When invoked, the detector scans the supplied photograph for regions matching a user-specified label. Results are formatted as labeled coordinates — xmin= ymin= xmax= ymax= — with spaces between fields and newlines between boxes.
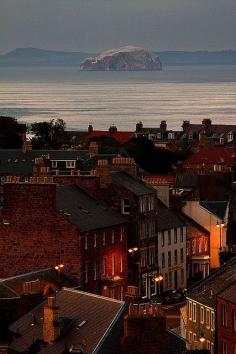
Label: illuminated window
xmin=112 ymin=255 xmax=116 ymax=276
xmin=122 ymin=199 xmax=131 ymax=214
xmin=103 ymin=257 xmax=107 ymax=276
xmin=111 ymin=230 xmax=115 ymax=244
xmin=66 ymin=160 xmax=76 ymax=168
xmin=84 ymin=235 xmax=88 ymax=250
xmin=94 ymin=262 xmax=98 ymax=280
xmin=189 ymin=301 xmax=193 ymax=320
xmin=200 ymin=306 xmax=204 ymax=324
xmin=221 ymin=304 xmax=227 ymax=327
xmin=193 ymin=303 xmax=196 ymax=322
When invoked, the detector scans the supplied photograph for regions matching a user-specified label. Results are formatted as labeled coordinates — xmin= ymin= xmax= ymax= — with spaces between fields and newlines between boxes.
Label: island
xmin=80 ymin=46 xmax=162 ymax=71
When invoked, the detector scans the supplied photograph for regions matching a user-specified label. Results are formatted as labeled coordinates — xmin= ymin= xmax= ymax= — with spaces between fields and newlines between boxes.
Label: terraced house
xmin=184 ymin=257 xmax=236 ymax=353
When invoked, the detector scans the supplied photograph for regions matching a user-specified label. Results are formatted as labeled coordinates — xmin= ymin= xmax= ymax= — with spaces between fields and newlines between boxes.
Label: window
xmin=193 ymin=333 xmax=196 ymax=343
xmin=180 ymin=228 xmax=183 ymax=242
xmin=192 ymin=240 xmax=196 ymax=255
xmin=189 ymin=301 xmax=193 ymax=320
xmin=149 ymin=246 xmax=155 ymax=265
xmin=174 ymin=229 xmax=177 ymax=243
xmin=94 ymin=262 xmax=98 ymax=280
xmin=221 ymin=304 xmax=227 ymax=327
xmin=169 ymin=272 xmax=172 ymax=288
xmin=84 ymin=235 xmax=88 ymax=250
xmin=122 ymin=199 xmax=131 ymax=214
xmin=222 ymin=341 xmax=228 ymax=354
xmin=181 ymin=269 xmax=184 ymax=284
xmin=200 ymin=306 xmax=204 ymax=324
xmin=102 ymin=232 xmax=106 ymax=246
xmin=233 ymin=309 xmax=236 ymax=332
xmin=187 ymin=241 xmax=190 ymax=256
xmin=111 ymin=230 xmax=115 ymax=244
xmin=94 ymin=233 xmax=97 ymax=247
xmin=141 ymin=249 xmax=147 ymax=268
xmin=206 ymin=309 xmax=210 ymax=328
xmin=103 ymin=257 xmax=107 ymax=276
xmin=157 ymin=132 xmax=162 ymax=139
xmin=174 ymin=250 xmax=178 ymax=265
xmin=112 ymin=255 xmax=116 ymax=276
xmin=211 ymin=311 xmax=215 ymax=331
xmin=188 ymin=331 xmax=193 ymax=343
xmin=162 ymin=253 xmax=165 ymax=268
xmin=66 ymin=160 xmax=76 ymax=168
xmin=120 ymin=226 xmax=124 ymax=241
xmin=198 ymin=239 xmax=202 ymax=253
xmin=228 ymin=132 xmax=234 ymax=142
xmin=168 ymin=230 xmax=171 ymax=245
xmin=168 ymin=132 xmax=175 ymax=140
xmin=207 ymin=341 xmax=211 ymax=351
xmin=168 ymin=251 xmax=172 ymax=267
xmin=193 ymin=303 xmax=196 ymax=322
xmin=180 ymin=248 xmax=184 ymax=263
xmin=52 ymin=161 xmax=57 ymax=168
xmin=161 ymin=232 xmax=165 ymax=247
xmin=120 ymin=256 xmax=123 ymax=273
xmin=165 ymin=273 xmax=168 ymax=288
xmin=85 ymin=262 xmax=88 ymax=283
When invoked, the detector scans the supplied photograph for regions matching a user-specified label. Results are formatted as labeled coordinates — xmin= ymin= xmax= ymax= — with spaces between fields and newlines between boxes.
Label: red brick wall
xmin=217 ymin=297 xmax=236 ymax=354
xmin=0 ymin=183 xmax=82 ymax=282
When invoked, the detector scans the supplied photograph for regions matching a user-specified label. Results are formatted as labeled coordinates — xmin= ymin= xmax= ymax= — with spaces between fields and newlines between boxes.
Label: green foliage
xmin=125 ymin=137 xmax=187 ymax=173
xmin=30 ymin=118 xmax=66 ymax=149
xmin=0 ymin=116 xmax=25 ymax=148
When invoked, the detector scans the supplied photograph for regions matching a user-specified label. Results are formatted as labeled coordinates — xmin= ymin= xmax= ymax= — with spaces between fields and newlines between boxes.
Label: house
xmin=0 ymin=268 xmax=76 ymax=342
xmin=100 ymin=169 xmax=158 ymax=299
xmin=85 ymin=125 xmax=135 ymax=145
xmin=184 ymin=256 xmax=236 ymax=353
xmin=122 ymin=303 xmax=186 ymax=354
xmin=156 ymin=202 xmax=187 ymax=293
xmin=6 ymin=288 xmax=127 ymax=354
xmin=182 ymin=200 xmax=229 ymax=268
xmin=217 ymin=282 xmax=236 ymax=354
xmin=0 ymin=181 xmax=128 ymax=300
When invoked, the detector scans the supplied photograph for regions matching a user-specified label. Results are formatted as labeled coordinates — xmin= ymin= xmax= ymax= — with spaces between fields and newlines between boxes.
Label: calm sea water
xmin=0 ymin=65 xmax=236 ymax=130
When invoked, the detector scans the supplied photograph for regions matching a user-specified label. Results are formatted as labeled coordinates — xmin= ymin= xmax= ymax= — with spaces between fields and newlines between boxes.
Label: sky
xmin=1 ymin=0 xmax=236 ymax=54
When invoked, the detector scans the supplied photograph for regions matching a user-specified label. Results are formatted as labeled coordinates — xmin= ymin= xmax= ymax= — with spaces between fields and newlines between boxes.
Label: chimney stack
xmin=43 ymin=296 xmax=60 ymax=343
xmin=22 ymin=140 xmax=32 ymax=153
xmin=160 ymin=120 xmax=167 ymax=132
xmin=136 ymin=121 xmax=143 ymax=133
xmin=88 ymin=124 xmax=93 ymax=132
xmin=96 ymin=160 xmax=112 ymax=187
xmin=109 ymin=125 xmax=118 ymax=135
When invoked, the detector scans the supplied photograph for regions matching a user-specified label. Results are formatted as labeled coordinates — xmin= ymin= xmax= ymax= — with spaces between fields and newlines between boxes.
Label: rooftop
xmin=56 ymin=184 xmax=127 ymax=232
xmin=188 ymin=256 xmax=236 ymax=309
xmin=112 ymin=171 xmax=155 ymax=196
xmin=9 ymin=288 xmax=126 ymax=354
xmin=157 ymin=202 xmax=185 ymax=231
xmin=183 ymin=147 xmax=235 ymax=167
xmin=200 ymin=200 xmax=228 ymax=219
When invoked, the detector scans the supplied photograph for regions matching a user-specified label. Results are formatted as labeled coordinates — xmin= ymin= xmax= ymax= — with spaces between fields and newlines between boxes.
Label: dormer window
xmin=157 ymin=132 xmax=162 ymax=139
xmin=66 ymin=161 xmax=76 ymax=168
xmin=168 ymin=132 xmax=175 ymax=140
xmin=227 ymin=132 xmax=234 ymax=142
xmin=52 ymin=161 xmax=57 ymax=168
xmin=122 ymin=199 xmax=131 ymax=214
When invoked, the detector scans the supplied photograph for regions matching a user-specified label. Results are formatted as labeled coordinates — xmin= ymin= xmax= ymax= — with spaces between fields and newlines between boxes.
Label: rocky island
xmin=80 ymin=46 xmax=162 ymax=71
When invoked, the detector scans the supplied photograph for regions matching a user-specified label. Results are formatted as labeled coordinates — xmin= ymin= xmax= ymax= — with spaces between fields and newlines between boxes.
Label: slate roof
xmin=188 ymin=256 xmax=236 ymax=309
xmin=0 ymin=268 xmax=76 ymax=300
xmin=200 ymin=201 xmax=228 ymax=219
xmin=175 ymin=169 xmax=199 ymax=188
xmin=112 ymin=171 xmax=155 ymax=196
xmin=0 ymin=149 xmax=90 ymax=176
xmin=9 ymin=288 xmax=126 ymax=354
xmin=157 ymin=202 xmax=186 ymax=231
xmin=56 ymin=184 xmax=127 ymax=232
xmin=218 ymin=282 xmax=236 ymax=304
xmin=82 ymin=154 xmax=118 ymax=171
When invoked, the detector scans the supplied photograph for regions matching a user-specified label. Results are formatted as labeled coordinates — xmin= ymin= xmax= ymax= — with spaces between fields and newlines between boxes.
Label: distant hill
xmin=158 ymin=50 xmax=236 ymax=65
xmin=0 ymin=48 xmax=94 ymax=67
xmin=0 ymin=47 xmax=236 ymax=67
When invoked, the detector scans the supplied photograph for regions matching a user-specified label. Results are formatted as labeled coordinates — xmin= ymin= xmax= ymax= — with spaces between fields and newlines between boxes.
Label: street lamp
xmin=128 ymin=247 xmax=138 ymax=255
xmin=199 ymin=333 xmax=205 ymax=349
xmin=154 ymin=274 xmax=163 ymax=296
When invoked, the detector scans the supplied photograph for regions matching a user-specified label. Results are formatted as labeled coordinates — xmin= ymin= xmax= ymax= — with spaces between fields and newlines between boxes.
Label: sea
xmin=0 ymin=65 xmax=236 ymax=131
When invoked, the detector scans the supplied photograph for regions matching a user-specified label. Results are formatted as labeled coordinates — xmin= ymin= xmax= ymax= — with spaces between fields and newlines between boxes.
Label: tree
xmin=30 ymin=119 xmax=66 ymax=149
xmin=0 ymin=116 xmax=26 ymax=148
xmin=125 ymin=137 xmax=187 ymax=173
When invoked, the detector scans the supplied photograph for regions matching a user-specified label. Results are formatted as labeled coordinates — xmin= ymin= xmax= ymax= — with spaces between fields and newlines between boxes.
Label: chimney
xmin=22 ymin=140 xmax=32 ymax=153
xmin=88 ymin=124 xmax=93 ymax=132
xmin=112 ymin=157 xmax=137 ymax=177
xmin=182 ymin=120 xmax=190 ymax=132
xmin=202 ymin=119 xmax=212 ymax=135
xmin=43 ymin=296 xmax=60 ymax=343
xmin=89 ymin=141 xmax=99 ymax=156
xmin=96 ymin=160 xmax=112 ymax=187
xmin=136 ymin=121 xmax=143 ymax=133
xmin=109 ymin=125 xmax=118 ymax=135
xmin=160 ymin=120 xmax=167 ymax=131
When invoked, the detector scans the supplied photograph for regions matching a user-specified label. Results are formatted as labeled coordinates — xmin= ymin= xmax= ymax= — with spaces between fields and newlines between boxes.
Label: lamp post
xmin=154 ymin=274 xmax=163 ymax=296
xmin=216 ymin=220 xmax=225 ymax=250
xmin=199 ymin=333 xmax=205 ymax=350
xmin=55 ymin=264 xmax=64 ymax=282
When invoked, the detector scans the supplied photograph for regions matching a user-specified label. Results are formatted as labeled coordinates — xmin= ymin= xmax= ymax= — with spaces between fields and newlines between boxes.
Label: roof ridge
xmin=62 ymin=287 xmax=125 ymax=304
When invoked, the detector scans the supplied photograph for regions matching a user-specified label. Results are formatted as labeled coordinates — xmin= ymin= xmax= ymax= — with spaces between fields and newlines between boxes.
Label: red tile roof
xmin=144 ymin=174 xmax=176 ymax=185
xmin=183 ymin=147 xmax=235 ymax=168
xmin=86 ymin=130 xmax=135 ymax=144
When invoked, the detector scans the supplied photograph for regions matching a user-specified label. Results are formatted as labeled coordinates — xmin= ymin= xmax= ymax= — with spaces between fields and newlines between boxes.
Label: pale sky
xmin=1 ymin=0 xmax=236 ymax=54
